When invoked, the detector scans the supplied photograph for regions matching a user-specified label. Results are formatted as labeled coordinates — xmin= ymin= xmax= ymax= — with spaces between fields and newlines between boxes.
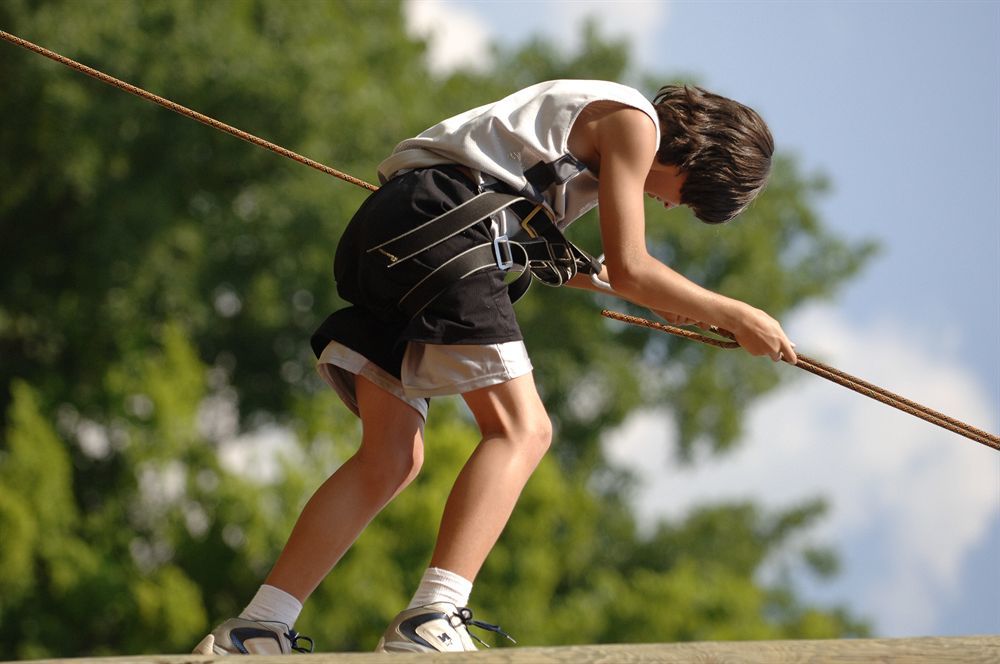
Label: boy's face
xmin=644 ymin=163 xmax=686 ymax=211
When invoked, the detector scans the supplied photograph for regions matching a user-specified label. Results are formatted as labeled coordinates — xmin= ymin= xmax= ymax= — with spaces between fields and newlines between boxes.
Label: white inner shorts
xmin=317 ymin=339 xmax=533 ymax=420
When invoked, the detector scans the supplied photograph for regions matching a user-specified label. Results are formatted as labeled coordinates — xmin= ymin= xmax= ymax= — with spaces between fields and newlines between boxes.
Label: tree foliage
xmin=0 ymin=0 xmax=874 ymax=657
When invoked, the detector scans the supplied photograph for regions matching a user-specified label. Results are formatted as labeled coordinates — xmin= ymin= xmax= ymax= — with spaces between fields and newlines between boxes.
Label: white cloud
xmin=604 ymin=304 xmax=999 ymax=636
xmin=405 ymin=1 xmax=671 ymax=76
xmin=404 ymin=0 xmax=494 ymax=74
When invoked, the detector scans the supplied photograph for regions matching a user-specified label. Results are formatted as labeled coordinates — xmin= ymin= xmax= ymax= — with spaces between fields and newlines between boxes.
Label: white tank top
xmin=377 ymin=80 xmax=660 ymax=229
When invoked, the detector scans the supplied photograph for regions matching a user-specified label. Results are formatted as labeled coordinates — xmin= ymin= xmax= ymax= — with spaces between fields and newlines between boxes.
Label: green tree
xmin=0 ymin=334 xmax=215 ymax=657
xmin=1 ymin=1 xmax=874 ymax=657
xmin=0 ymin=0 xmax=434 ymax=424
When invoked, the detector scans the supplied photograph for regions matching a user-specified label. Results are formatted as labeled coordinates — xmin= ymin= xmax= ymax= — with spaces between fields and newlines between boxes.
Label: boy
xmin=195 ymin=79 xmax=796 ymax=654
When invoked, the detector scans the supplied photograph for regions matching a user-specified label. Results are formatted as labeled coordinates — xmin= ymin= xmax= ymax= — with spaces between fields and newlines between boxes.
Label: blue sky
xmin=406 ymin=0 xmax=999 ymax=638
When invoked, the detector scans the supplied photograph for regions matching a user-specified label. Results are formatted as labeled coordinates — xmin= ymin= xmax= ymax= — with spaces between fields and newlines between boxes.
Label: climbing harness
xmin=364 ymin=188 xmax=601 ymax=317
xmin=601 ymin=311 xmax=1000 ymax=452
xmin=3 ymin=29 xmax=996 ymax=452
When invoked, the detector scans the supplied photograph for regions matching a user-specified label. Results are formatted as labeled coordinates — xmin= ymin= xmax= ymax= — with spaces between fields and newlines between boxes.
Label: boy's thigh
xmin=355 ymin=374 xmax=427 ymax=439
xmin=460 ymin=373 xmax=550 ymax=440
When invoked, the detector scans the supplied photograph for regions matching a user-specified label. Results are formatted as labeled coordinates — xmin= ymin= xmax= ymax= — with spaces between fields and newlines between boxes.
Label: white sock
xmin=239 ymin=584 xmax=303 ymax=628
xmin=407 ymin=567 xmax=473 ymax=610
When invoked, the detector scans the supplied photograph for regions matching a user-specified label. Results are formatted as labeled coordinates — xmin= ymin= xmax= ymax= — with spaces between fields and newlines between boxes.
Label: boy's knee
xmin=357 ymin=435 xmax=424 ymax=493
xmin=385 ymin=440 xmax=423 ymax=488
xmin=536 ymin=415 xmax=554 ymax=450
xmin=513 ymin=412 xmax=553 ymax=459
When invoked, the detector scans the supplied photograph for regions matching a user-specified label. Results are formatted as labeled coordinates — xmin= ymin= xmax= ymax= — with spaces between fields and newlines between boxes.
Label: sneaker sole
xmin=193 ymin=634 xmax=229 ymax=655
xmin=375 ymin=637 xmax=439 ymax=654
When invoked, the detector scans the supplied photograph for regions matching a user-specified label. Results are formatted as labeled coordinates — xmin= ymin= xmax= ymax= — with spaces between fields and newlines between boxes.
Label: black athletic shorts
xmin=311 ymin=166 xmax=523 ymax=379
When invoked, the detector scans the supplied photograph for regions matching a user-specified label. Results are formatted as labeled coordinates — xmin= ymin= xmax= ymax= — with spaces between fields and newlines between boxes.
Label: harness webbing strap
xmin=368 ymin=191 xmax=528 ymax=265
xmin=520 ymin=155 xmax=587 ymax=201
xmin=397 ymin=242 xmax=531 ymax=318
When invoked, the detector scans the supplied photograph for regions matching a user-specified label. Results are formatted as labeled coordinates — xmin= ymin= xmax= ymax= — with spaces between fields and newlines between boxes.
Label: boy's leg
xmin=430 ymin=372 xmax=551 ymax=580
xmin=264 ymin=375 xmax=426 ymax=601
xmin=376 ymin=373 xmax=549 ymax=653
xmin=198 ymin=373 xmax=427 ymax=654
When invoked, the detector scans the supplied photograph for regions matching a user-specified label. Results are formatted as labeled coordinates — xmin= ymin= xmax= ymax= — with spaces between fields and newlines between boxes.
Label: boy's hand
xmin=730 ymin=303 xmax=798 ymax=364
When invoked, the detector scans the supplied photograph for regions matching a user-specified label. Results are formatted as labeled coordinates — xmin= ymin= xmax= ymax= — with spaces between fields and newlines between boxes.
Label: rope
xmin=0 ymin=29 xmax=379 ymax=192
xmin=5 ymin=29 xmax=994 ymax=453
xmin=601 ymin=310 xmax=1000 ymax=452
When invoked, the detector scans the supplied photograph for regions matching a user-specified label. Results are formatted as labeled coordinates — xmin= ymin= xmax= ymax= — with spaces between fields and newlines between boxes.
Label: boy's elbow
xmin=605 ymin=261 xmax=644 ymax=297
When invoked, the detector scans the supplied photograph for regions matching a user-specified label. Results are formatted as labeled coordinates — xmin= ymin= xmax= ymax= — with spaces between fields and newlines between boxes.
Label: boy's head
xmin=653 ymin=85 xmax=774 ymax=224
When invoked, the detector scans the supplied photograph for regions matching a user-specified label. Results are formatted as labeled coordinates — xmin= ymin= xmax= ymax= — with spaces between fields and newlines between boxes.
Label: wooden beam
xmin=13 ymin=636 xmax=998 ymax=664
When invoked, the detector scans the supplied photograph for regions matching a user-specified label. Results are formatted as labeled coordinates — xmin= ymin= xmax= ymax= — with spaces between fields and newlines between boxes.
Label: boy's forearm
xmin=606 ymin=257 xmax=743 ymax=330
xmin=563 ymin=260 xmax=742 ymax=331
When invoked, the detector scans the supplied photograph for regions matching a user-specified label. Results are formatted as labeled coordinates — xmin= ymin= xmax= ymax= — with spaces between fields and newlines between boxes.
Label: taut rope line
xmin=602 ymin=310 xmax=1000 ymax=452
xmin=0 ymin=30 xmax=379 ymax=192
xmin=4 ymin=30 xmax=995 ymax=452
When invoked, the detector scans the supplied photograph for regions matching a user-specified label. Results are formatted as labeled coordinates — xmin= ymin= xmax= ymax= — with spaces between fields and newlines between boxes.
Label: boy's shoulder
xmin=568 ymin=98 xmax=660 ymax=173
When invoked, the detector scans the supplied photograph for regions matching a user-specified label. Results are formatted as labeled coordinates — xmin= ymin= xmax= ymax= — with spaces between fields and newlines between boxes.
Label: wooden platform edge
xmin=8 ymin=635 xmax=999 ymax=664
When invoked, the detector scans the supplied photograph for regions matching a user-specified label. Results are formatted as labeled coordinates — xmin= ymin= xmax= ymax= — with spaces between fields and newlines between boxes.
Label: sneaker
xmin=375 ymin=602 xmax=515 ymax=653
xmin=192 ymin=617 xmax=314 ymax=655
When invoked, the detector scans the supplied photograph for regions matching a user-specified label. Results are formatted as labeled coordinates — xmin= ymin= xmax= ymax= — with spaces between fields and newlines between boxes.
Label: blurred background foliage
xmin=0 ymin=0 xmax=875 ymax=657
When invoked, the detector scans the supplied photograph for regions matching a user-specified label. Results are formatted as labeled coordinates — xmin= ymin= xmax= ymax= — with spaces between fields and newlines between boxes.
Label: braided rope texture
xmin=601 ymin=310 xmax=1000 ymax=452
xmin=0 ymin=30 xmax=379 ymax=192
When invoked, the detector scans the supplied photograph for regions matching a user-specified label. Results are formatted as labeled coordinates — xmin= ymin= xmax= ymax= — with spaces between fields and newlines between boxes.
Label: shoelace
xmin=284 ymin=628 xmax=315 ymax=654
xmin=450 ymin=607 xmax=517 ymax=648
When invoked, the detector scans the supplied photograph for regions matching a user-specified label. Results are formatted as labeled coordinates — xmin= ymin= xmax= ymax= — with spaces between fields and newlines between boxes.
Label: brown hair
xmin=653 ymin=85 xmax=774 ymax=224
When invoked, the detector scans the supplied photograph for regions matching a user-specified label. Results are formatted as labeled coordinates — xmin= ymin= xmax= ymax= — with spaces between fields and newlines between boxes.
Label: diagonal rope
xmin=0 ymin=29 xmax=379 ymax=192
xmin=5 ymin=29 xmax=995 ymax=453
xmin=601 ymin=310 xmax=1000 ymax=452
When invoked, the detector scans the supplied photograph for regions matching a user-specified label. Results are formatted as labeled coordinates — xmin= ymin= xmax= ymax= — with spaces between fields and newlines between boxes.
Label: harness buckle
xmin=493 ymin=234 xmax=514 ymax=271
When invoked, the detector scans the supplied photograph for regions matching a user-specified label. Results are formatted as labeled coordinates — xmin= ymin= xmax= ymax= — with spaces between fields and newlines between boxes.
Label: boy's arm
xmin=581 ymin=108 xmax=796 ymax=363
xmin=564 ymin=270 xmax=704 ymax=326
